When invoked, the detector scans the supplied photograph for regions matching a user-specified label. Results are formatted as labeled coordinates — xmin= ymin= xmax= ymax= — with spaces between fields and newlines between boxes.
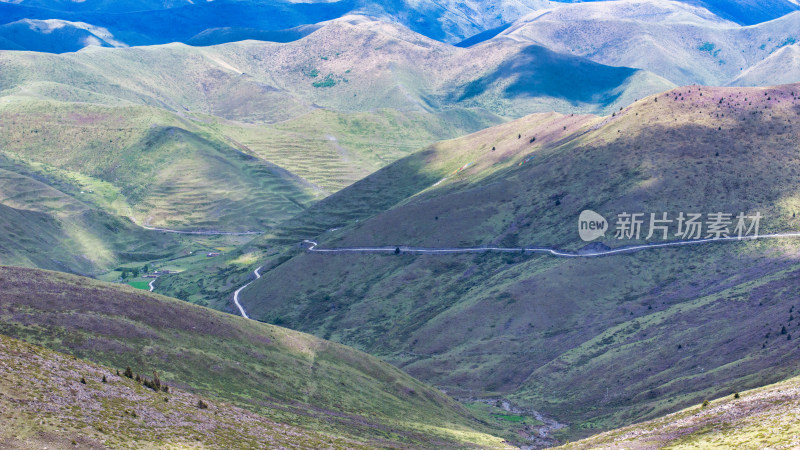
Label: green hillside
xmin=0 ymin=265 xmax=513 ymax=447
xmin=0 ymin=15 xmax=675 ymax=282
xmin=225 ymin=83 xmax=800 ymax=442
xmin=0 ymin=333 xmax=366 ymax=448
xmin=0 ymin=150 xmax=187 ymax=275
xmin=560 ymin=372 xmax=800 ymax=449
xmin=498 ymin=2 xmax=800 ymax=86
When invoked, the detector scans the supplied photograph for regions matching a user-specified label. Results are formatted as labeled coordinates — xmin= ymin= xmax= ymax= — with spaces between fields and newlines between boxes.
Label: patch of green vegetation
xmin=492 ymin=413 xmax=528 ymax=423
xmin=698 ymin=42 xmax=721 ymax=57
xmin=126 ymin=280 xmax=151 ymax=290
xmin=312 ymin=74 xmax=337 ymax=88
xmin=698 ymin=42 xmax=715 ymax=52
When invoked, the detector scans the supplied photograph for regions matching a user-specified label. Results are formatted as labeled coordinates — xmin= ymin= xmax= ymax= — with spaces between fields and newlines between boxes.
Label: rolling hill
xmin=731 ymin=43 xmax=800 ymax=87
xmin=491 ymin=0 xmax=800 ymax=87
xmin=0 ymin=333 xmax=367 ymax=448
xmin=1 ymin=0 xmax=797 ymax=52
xmin=0 ymin=265 xmax=515 ymax=448
xmin=0 ymin=14 xmax=662 ymax=280
xmin=221 ymin=83 xmax=800 ymax=443
xmin=559 ymin=373 xmax=800 ymax=448
xmin=0 ymin=15 xmax=672 ymax=240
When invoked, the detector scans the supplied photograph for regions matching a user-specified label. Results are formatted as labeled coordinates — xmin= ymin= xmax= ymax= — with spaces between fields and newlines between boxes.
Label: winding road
xmin=233 ymin=266 xmax=263 ymax=319
xmin=148 ymin=279 xmax=156 ymax=292
xmin=128 ymin=216 xmax=263 ymax=236
xmin=303 ymin=232 xmax=800 ymax=258
xmin=229 ymin=232 xmax=800 ymax=319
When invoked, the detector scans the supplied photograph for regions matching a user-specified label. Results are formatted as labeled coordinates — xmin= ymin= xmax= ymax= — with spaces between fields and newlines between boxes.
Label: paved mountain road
xmin=233 ymin=266 xmax=263 ymax=319
xmin=231 ymin=232 xmax=800 ymax=319
xmin=302 ymin=232 xmax=800 ymax=257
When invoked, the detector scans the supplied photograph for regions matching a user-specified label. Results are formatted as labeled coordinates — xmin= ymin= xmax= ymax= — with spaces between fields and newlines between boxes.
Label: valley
xmin=2 ymin=0 xmax=800 ymax=447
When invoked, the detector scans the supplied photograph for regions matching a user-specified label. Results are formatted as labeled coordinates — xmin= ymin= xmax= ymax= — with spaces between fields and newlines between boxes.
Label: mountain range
xmin=1 ymin=0 xmax=799 ymax=51
xmin=2 ymin=0 xmax=800 ymax=447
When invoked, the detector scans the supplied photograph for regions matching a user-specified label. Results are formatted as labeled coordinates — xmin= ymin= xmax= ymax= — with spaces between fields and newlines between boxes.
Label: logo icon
xmin=579 ymin=210 xmax=607 ymax=242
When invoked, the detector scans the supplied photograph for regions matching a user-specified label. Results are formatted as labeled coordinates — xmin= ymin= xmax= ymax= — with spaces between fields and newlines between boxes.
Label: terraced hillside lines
xmin=239 ymin=84 xmax=800 ymax=441
xmin=0 ymin=266 xmax=513 ymax=448
xmin=0 ymin=334 xmax=364 ymax=449
xmin=0 ymin=99 xmax=317 ymax=231
xmin=0 ymin=155 xmax=183 ymax=274
xmin=219 ymin=107 xmax=503 ymax=194
xmin=560 ymin=373 xmax=800 ymax=448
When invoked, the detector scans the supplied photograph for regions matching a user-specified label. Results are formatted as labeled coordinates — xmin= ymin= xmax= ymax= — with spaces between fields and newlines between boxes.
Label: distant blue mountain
xmin=1 ymin=0 xmax=798 ymax=53
xmin=551 ymin=0 xmax=800 ymax=26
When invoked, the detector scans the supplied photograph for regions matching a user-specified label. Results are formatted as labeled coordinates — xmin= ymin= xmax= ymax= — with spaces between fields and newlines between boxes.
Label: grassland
xmin=559 ymin=373 xmax=800 ymax=449
xmin=0 ymin=15 xmax=673 ymax=284
xmin=0 ymin=265 xmax=516 ymax=448
xmin=0 ymin=98 xmax=317 ymax=231
xmin=0 ymin=333 xmax=366 ymax=448
xmin=218 ymin=83 xmax=800 ymax=442
xmin=498 ymin=2 xmax=800 ymax=87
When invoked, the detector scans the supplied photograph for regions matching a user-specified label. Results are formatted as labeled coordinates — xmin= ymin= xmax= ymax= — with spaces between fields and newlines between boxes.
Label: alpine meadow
xmin=2 ymin=0 xmax=800 ymax=448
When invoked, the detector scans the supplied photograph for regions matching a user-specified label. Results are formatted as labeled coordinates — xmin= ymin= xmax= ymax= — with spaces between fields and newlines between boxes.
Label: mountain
xmin=0 ymin=15 xmax=661 ymax=279
xmin=0 ymin=16 xmax=671 ymax=238
xmin=676 ymin=0 xmax=800 ymax=25
xmin=553 ymin=0 xmax=800 ymax=26
xmin=494 ymin=1 xmax=800 ymax=86
xmin=0 ymin=265 xmax=515 ymax=447
xmin=731 ymin=43 xmax=800 ymax=86
xmin=223 ymin=83 xmax=800 ymax=442
xmin=0 ymin=0 xmax=557 ymax=50
xmin=560 ymin=372 xmax=800 ymax=448
xmin=0 ymin=18 xmax=124 ymax=53
xmin=1 ymin=0 xmax=797 ymax=52
xmin=0 ymin=333 xmax=367 ymax=448
xmin=0 ymin=100 xmax=320 ymax=232
xmin=491 ymin=1 xmax=800 ymax=86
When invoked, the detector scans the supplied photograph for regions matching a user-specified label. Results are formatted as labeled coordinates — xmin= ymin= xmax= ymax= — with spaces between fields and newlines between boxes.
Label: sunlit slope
xmin=496 ymin=1 xmax=800 ymax=86
xmin=731 ymin=43 xmax=800 ymax=86
xmin=0 ymin=98 xmax=318 ymax=231
xmin=0 ymin=152 xmax=184 ymax=274
xmin=0 ymin=334 xmax=366 ymax=448
xmin=0 ymin=265 xmax=512 ymax=448
xmin=560 ymin=373 xmax=800 ymax=449
xmin=239 ymin=83 xmax=800 ymax=440
xmin=0 ymin=16 xmax=673 ymax=119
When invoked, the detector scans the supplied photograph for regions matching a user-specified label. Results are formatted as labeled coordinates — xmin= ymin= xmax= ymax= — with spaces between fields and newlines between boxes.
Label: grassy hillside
xmin=731 ymin=43 xmax=800 ymax=86
xmin=0 ymin=16 xmax=671 ymax=120
xmin=0 ymin=98 xmax=318 ymax=231
xmin=0 ymin=149 xmax=189 ymax=275
xmin=228 ymin=83 xmax=800 ymax=442
xmin=0 ymin=14 xmax=672 ymax=278
xmin=497 ymin=2 xmax=800 ymax=86
xmin=0 ymin=333 xmax=366 ymax=448
xmin=559 ymin=373 xmax=800 ymax=448
xmin=0 ymin=265 xmax=515 ymax=447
